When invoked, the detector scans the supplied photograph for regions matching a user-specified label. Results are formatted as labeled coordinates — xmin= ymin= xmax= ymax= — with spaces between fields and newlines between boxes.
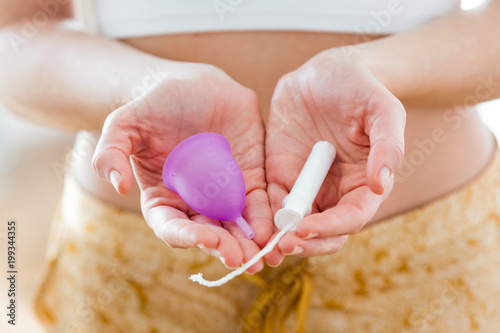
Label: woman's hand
xmin=264 ymin=50 xmax=406 ymax=264
xmin=92 ymin=63 xmax=272 ymax=273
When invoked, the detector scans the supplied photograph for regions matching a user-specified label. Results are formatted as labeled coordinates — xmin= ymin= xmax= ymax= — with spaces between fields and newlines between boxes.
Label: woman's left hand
xmin=264 ymin=49 xmax=406 ymax=265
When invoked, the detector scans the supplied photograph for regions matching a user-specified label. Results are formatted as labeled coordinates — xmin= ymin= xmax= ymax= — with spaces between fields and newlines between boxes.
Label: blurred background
xmin=0 ymin=104 xmax=75 ymax=333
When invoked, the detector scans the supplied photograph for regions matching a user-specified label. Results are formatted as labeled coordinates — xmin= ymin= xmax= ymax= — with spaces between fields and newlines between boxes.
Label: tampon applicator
xmin=189 ymin=141 xmax=336 ymax=287
xmin=274 ymin=141 xmax=336 ymax=231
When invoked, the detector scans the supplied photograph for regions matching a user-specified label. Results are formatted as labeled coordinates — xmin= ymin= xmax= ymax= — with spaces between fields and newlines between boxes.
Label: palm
xmin=94 ymin=75 xmax=272 ymax=271
xmin=265 ymin=57 xmax=405 ymax=259
xmin=132 ymin=80 xmax=264 ymax=211
xmin=267 ymin=70 xmax=374 ymax=215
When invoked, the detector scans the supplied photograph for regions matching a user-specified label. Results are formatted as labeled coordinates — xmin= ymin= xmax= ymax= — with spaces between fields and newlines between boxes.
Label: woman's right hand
xmin=92 ymin=62 xmax=272 ymax=273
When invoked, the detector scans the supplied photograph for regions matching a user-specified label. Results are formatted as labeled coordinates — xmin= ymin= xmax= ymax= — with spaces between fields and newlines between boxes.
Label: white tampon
xmin=189 ymin=141 xmax=336 ymax=287
xmin=274 ymin=141 xmax=336 ymax=231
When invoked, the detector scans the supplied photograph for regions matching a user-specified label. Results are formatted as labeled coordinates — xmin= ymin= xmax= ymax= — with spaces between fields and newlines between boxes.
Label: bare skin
xmin=0 ymin=1 xmax=498 ymax=271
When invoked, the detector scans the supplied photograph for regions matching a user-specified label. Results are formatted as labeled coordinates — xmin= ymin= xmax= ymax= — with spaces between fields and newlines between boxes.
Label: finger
xmin=263 ymin=231 xmax=286 ymax=267
xmin=145 ymin=204 xmax=220 ymax=250
xmin=278 ymin=232 xmax=349 ymax=257
xmin=92 ymin=114 xmax=135 ymax=195
xmin=192 ymin=216 xmax=244 ymax=269
xmin=144 ymin=199 xmax=255 ymax=271
xmin=296 ymin=185 xmax=386 ymax=238
xmin=267 ymin=183 xmax=288 ymax=218
xmin=262 ymin=182 xmax=287 ymax=266
xmin=265 ymin=135 xmax=311 ymax=217
xmin=222 ymin=220 xmax=264 ymax=273
xmin=243 ymin=189 xmax=274 ymax=248
xmin=365 ymin=94 xmax=406 ymax=195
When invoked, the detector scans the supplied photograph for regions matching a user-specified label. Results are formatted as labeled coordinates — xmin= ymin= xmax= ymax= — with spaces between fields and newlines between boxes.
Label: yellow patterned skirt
xmin=35 ymin=151 xmax=500 ymax=333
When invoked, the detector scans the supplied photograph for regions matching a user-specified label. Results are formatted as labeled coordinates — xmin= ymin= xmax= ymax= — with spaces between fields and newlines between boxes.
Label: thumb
xmin=92 ymin=113 xmax=135 ymax=195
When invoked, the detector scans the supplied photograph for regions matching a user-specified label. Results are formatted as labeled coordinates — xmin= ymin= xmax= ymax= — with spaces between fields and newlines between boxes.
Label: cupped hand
xmin=92 ymin=63 xmax=272 ymax=273
xmin=264 ymin=50 xmax=406 ymax=265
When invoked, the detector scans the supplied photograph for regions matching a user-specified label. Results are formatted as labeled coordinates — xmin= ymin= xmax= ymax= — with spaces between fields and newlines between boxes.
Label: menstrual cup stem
xmin=235 ymin=215 xmax=255 ymax=239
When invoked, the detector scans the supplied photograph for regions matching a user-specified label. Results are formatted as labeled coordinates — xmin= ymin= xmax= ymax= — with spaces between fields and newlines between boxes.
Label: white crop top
xmin=73 ymin=0 xmax=461 ymax=38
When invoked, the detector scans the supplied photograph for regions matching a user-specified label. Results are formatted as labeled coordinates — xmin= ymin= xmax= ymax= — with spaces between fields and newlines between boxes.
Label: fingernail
xmin=109 ymin=170 xmax=122 ymax=191
xmin=379 ymin=167 xmax=390 ymax=190
xmin=267 ymin=257 xmax=284 ymax=267
xmin=219 ymin=256 xmax=226 ymax=266
xmin=196 ymin=243 xmax=206 ymax=249
xmin=303 ymin=232 xmax=319 ymax=240
xmin=286 ymin=246 xmax=303 ymax=256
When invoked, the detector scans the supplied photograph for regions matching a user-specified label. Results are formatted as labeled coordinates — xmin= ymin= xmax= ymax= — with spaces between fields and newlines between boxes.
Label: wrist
xmin=109 ymin=58 xmax=174 ymax=112
xmin=331 ymin=40 xmax=414 ymax=103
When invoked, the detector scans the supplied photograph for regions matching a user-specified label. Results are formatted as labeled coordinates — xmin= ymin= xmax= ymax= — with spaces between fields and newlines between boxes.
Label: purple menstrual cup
xmin=162 ymin=133 xmax=255 ymax=239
